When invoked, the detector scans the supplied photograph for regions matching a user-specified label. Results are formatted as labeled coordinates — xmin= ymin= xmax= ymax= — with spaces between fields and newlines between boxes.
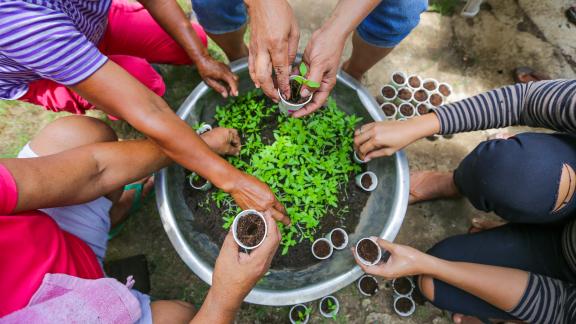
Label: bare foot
xmin=468 ymin=217 xmax=507 ymax=234
xmin=453 ymin=313 xmax=486 ymax=324
xmin=409 ymin=171 xmax=460 ymax=204
xmin=109 ymin=177 xmax=155 ymax=227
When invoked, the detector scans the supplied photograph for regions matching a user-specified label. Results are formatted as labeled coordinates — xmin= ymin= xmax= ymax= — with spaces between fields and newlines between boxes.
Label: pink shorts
xmin=19 ymin=0 xmax=207 ymax=115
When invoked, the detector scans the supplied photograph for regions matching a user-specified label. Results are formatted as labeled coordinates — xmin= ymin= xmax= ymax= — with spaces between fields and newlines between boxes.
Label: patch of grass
xmin=429 ymin=0 xmax=460 ymax=16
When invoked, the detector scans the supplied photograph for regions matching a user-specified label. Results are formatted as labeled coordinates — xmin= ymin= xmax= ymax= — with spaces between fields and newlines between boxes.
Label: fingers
xmin=287 ymin=21 xmax=299 ymax=67
xmin=221 ymin=229 xmax=239 ymax=258
xmin=222 ymin=70 xmax=239 ymax=97
xmin=271 ymin=206 xmax=290 ymax=226
xmin=353 ymin=123 xmax=377 ymax=149
xmin=358 ymin=139 xmax=378 ymax=159
xmin=251 ymin=211 xmax=281 ymax=260
xmin=254 ymin=51 xmax=279 ymax=102
xmin=248 ymin=52 xmax=257 ymax=88
xmin=205 ymin=78 xmax=228 ymax=98
xmin=270 ymin=44 xmax=291 ymax=100
xmin=291 ymin=90 xmax=328 ymax=118
xmin=373 ymin=237 xmax=396 ymax=253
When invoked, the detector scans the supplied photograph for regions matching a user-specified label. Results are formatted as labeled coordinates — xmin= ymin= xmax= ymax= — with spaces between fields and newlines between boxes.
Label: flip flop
xmin=108 ymin=183 xmax=148 ymax=240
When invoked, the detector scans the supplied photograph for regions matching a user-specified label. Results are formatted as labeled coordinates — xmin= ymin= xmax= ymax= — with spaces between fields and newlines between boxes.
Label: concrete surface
xmin=0 ymin=0 xmax=574 ymax=323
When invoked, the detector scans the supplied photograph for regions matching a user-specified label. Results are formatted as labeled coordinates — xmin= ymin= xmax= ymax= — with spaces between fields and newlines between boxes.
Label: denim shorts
xmin=191 ymin=0 xmax=428 ymax=47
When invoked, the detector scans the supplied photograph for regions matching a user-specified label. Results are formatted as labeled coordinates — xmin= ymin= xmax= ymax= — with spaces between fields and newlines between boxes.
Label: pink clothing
xmin=18 ymin=0 xmax=208 ymax=114
xmin=1 ymin=274 xmax=141 ymax=324
xmin=0 ymin=164 xmax=104 ymax=317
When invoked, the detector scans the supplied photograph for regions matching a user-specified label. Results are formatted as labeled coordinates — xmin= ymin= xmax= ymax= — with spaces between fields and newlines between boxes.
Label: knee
xmin=151 ymin=300 xmax=196 ymax=323
xmin=418 ymin=275 xmax=435 ymax=302
xmin=108 ymin=55 xmax=166 ymax=97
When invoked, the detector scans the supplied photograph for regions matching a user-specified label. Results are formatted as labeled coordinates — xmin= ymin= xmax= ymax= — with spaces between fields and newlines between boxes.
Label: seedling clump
xmin=320 ymin=297 xmax=338 ymax=317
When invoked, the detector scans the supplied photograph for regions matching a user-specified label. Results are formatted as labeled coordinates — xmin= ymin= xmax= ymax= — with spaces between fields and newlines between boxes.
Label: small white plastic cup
xmin=422 ymin=78 xmax=439 ymax=92
xmin=392 ymin=277 xmax=415 ymax=297
xmin=438 ymin=82 xmax=453 ymax=98
xmin=319 ymin=296 xmax=340 ymax=318
xmin=357 ymin=275 xmax=379 ymax=296
xmin=395 ymin=87 xmax=414 ymax=103
xmin=353 ymin=151 xmax=368 ymax=164
xmin=393 ymin=295 xmax=416 ymax=317
xmin=289 ymin=304 xmax=310 ymax=324
xmin=328 ymin=228 xmax=349 ymax=250
xmin=380 ymin=102 xmax=398 ymax=120
xmin=311 ymin=238 xmax=334 ymax=260
xmin=412 ymin=88 xmax=431 ymax=104
xmin=427 ymin=93 xmax=445 ymax=108
xmin=232 ymin=209 xmax=268 ymax=250
xmin=397 ymin=103 xmax=416 ymax=119
xmin=188 ymin=172 xmax=212 ymax=191
xmin=407 ymin=74 xmax=422 ymax=89
xmin=380 ymin=84 xmax=398 ymax=100
xmin=355 ymin=171 xmax=378 ymax=192
xmin=278 ymin=76 xmax=313 ymax=115
xmin=415 ymin=103 xmax=433 ymax=116
xmin=196 ymin=124 xmax=212 ymax=135
xmin=355 ymin=237 xmax=382 ymax=266
xmin=390 ymin=71 xmax=408 ymax=88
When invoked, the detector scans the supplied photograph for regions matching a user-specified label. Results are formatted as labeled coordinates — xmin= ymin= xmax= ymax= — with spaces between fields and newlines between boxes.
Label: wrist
xmin=406 ymin=113 xmax=441 ymax=139
xmin=317 ymin=19 xmax=351 ymax=43
xmin=204 ymin=287 xmax=243 ymax=313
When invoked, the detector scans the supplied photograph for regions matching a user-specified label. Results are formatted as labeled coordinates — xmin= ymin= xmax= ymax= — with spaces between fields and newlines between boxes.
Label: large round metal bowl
xmin=155 ymin=58 xmax=409 ymax=306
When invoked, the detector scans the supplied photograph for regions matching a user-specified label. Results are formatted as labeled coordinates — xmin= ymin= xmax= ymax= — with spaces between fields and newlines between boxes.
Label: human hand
xmin=291 ymin=27 xmax=346 ymax=118
xmin=245 ymin=0 xmax=299 ymax=101
xmin=210 ymin=211 xmax=281 ymax=311
xmin=227 ymin=172 xmax=290 ymax=225
xmin=352 ymin=238 xmax=432 ymax=279
xmin=196 ymin=55 xmax=239 ymax=98
xmin=354 ymin=114 xmax=441 ymax=161
xmin=200 ymin=127 xmax=241 ymax=156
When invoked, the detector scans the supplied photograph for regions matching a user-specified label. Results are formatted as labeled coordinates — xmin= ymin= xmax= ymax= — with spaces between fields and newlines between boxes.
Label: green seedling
xmin=326 ymin=298 xmax=338 ymax=318
xmin=297 ymin=306 xmax=311 ymax=323
xmin=288 ymin=63 xmax=321 ymax=103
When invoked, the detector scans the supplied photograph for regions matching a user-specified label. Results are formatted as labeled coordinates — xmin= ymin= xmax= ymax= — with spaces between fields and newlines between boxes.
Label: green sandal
xmin=108 ymin=183 xmax=146 ymax=240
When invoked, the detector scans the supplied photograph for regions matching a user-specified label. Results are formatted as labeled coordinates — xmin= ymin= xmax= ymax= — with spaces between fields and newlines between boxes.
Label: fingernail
xmin=301 ymin=88 xmax=310 ymax=98
xmin=222 ymin=92 xmax=228 ymax=98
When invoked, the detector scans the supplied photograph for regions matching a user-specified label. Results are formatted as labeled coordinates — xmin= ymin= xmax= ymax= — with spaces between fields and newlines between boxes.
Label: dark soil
xmin=191 ymin=175 xmax=207 ymax=188
xmin=313 ymin=239 xmax=331 ymax=258
xmin=413 ymin=89 xmax=428 ymax=102
xmin=357 ymin=239 xmax=380 ymax=263
xmin=393 ymin=277 xmax=413 ymax=295
xmin=285 ymin=79 xmax=310 ymax=104
xmin=408 ymin=76 xmax=421 ymax=88
xmin=290 ymin=305 xmax=308 ymax=322
xmin=423 ymin=81 xmax=437 ymax=91
xmin=183 ymin=101 xmax=369 ymax=270
xmin=417 ymin=104 xmax=430 ymax=115
xmin=330 ymin=230 xmax=346 ymax=248
xmin=381 ymin=86 xmax=396 ymax=99
xmin=429 ymin=93 xmax=443 ymax=107
xmin=399 ymin=104 xmax=414 ymax=117
xmin=395 ymin=297 xmax=414 ymax=313
xmin=398 ymin=88 xmax=412 ymax=100
xmin=392 ymin=73 xmax=405 ymax=85
xmin=236 ymin=213 xmax=265 ymax=247
xmin=439 ymin=84 xmax=451 ymax=97
xmin=321 ymin=297 xmax=336 ymax=314
xmin=359 ymin=276 xmax=379 ymax=295
xmin=382 ymin=103 xmax=396 ymax=117
xmin=361 ymin=174 xmax=373 ymax=188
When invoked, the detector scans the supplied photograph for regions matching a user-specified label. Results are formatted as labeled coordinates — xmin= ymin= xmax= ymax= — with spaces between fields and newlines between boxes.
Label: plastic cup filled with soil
xmin=438 ymin=82 xmax=453 ymax=97
xmin=380 ymin=103 xmax=398 ymax=120
xmin=407 ymin=74 xmax=422 ymax=89
xmin=355 ymin=237 xmax=382 ymax=266
xmin=311 ymin=238 xmax=334 ymax=260
xmin=355 ymin=171 xmax=378 ymax=192
xmin=428 ymin=93 xmax=444 ymax=107
xmin=412 ymin=89 xmax=429 ymax=103
xmin=398 ymin=103 xmax=416 ymax=119
xmin=380 ymin=85 xmax=398 ymax=101
xmin=353 ymin=150 xmax=367 ymax=164
xmin=392 ymin=277 xmax=414 ymax=297
xmin=390 ymin=71 xmax=408 ymax=88
xmin=278 ymin=76 xmax=313 ymax=115
xmin=319 ymin=295 xmax=340 ymax=318
xmin=416 ymin=103 xmax=432 ymax=116
xmin=289 ymin=304 xmax=310 ymax=324
xmin=357 ymin=275 xmax=379 ymax=296
xmin=395 ymin=87 xmax=413 ymax=103
xmin=394 ymin=296 xmax=416 ymax=317
xmin=328 ymin=228 xmax=349 ymax=250
xmin=232 ymin=210 xmax=268 ymax=250
xmin=422 ymin=78 xmax=439 ymax=92
xmin=188 ymin=172 xmax=212 ymax=191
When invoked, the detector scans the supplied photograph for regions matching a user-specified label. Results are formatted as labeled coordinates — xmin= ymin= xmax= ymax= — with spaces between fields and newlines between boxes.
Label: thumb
xmin=372 ymin=237 xmax=396 ymax=253
xmin=300 ymin=61 xmax=323 ymax=98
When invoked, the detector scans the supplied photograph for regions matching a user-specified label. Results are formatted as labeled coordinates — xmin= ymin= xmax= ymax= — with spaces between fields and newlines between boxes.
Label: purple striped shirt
xmin=0 ymin=0 xmax=112 ymax=100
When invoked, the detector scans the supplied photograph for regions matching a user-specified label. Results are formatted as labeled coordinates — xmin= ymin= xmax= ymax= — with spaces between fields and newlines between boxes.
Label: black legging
xmin=425 ymin=132 xmax=576 ymax=321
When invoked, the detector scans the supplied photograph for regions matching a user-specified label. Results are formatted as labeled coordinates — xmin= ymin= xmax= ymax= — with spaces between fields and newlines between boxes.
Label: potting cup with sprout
xmin=319 ymin=295 xmax=340 ymax=318
xmin=356 ymin=171 xmax=378 ymax=192
xmin=289 ymin=304 xmax=310 ymax=324
xmin=328 ymin=228 xmax=349 ymax=250
xmin=394 ymin=295 xmax=416 ymax=317
xmin=311 ymin=237 xmax=333 ymax=260
xmin=357 ymin=275 xmax=379 ymax=296
xmin=355 ymin=237 xmax=382 ymax=266
xmin=188 ymin=172 xmax=212 ymax=191
xmin=278 ymin=63 xmax=320 ymax=115
xmin=194 ymin=122 xmax=212 ymax=135
xmin=232 ymin=210 xmax=267 ymax=250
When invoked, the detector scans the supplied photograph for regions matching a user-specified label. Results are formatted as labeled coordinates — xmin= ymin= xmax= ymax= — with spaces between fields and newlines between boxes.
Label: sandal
xmin=108 ymin=183 xmax=149 ymax=240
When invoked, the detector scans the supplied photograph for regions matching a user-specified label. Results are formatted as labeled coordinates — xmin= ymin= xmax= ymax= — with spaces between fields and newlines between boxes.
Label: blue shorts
xmin=191 ymin=0 xmax=428 ymax=48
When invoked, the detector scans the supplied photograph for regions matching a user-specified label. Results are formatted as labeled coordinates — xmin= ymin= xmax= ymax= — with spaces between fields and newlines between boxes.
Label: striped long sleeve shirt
xmin=434 ymin=79 xmax=576 ymax=324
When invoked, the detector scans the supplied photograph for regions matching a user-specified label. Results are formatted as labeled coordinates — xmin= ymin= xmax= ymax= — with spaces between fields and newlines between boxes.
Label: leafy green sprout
xmin=290 ymin=63 xmax=321 ymax=100
xmin=325 ymin=298 xmax=338 ymax=318
xmin=296 ymin=306 xmax=311 ymax=323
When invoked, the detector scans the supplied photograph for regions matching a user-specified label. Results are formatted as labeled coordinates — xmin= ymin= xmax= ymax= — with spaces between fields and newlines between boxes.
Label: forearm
xmin=319 ymin=0 xmax=382 ymax=39
xmin=190 ymin=289 xmax=241 ymax=324
xmin=137 ymin=0 xmax=208 ymax=63
xmin=424 ymin=255 xmax=529 ymax=312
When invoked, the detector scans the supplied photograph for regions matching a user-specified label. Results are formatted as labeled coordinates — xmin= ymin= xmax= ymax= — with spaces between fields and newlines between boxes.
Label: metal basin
xmin=155 ymin=58 xmax=409 ymax=306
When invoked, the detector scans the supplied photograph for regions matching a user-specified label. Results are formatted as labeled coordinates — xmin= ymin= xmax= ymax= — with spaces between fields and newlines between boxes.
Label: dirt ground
xmin=1 ymin=0 xmax=575 ymax=323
